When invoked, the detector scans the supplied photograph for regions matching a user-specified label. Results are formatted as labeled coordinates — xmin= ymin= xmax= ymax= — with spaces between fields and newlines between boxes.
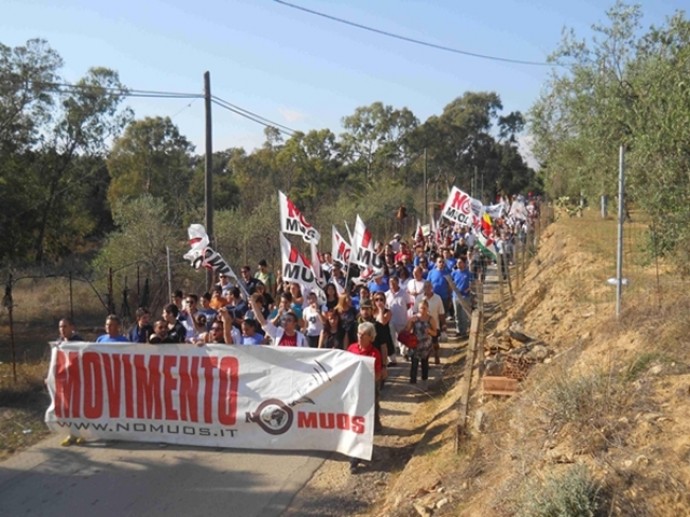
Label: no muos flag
xmin=331 ymin=225 xmax=351 ymax=266
xmin=280 ymin=233 xmax=320 ymax=294
xmin=351 ymin=215 xmax=384 ymax=272
xmin=279 ymin=191 xmax=321 ymax=245
xmin=441 ymin=186 xmax=483 ymax=228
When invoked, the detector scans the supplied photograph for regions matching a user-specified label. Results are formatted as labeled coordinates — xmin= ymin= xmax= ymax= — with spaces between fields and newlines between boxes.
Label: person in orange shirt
xmin=209 ymin=285 xmax=229 ymax=310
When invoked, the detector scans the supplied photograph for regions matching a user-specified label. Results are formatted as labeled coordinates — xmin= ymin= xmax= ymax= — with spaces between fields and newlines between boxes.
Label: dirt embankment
xmin=309 ymin=213 xmax=690 ymax=517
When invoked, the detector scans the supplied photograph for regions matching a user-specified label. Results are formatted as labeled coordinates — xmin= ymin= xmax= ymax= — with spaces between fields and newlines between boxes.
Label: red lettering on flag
xmin=450 ymin=190 xmax=471 ymax=213
xmin=362 ymin=229 xmax=372 ymax=249
xmin=286 ymin=197 xmax=312 ymax=228
xmin=289 ymin=245 xmax=299 ymax=264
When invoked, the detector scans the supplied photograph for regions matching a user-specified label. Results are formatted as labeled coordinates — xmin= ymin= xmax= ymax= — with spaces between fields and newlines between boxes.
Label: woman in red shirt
xmin=346 ymin=321 xmax=383 ymax=473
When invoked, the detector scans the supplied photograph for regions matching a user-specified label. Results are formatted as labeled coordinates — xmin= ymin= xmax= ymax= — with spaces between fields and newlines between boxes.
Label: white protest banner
xmin=280 ymin=233 xmax=321 ymax=294
xmin=45 ymin=342 xmax=375 ymax=460
xmin=331 ymin=225 xmax=351 ymax=266
xmin=441 ymin=187 xmax=483 ymax=228
xmin=182 ymin=224 xmax=249 ymax=298
xmin=279 ymin=191 xmax=321 ymax=244
xmin=309 ymin=242 xmax=328 ymax=299
xmin=351 ymin=215 xmax=384 ymax=272
xmin=484 ymin=202 xmax=506 ymax=220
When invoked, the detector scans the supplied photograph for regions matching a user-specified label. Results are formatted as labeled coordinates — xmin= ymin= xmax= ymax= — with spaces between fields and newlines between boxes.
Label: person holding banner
xmin=249 ymin=295 xmax=307 ymax=347
xmin=57 ymin=318 xmax=83 ymax=342
xmin=347 ymin=321 xmax=383 ymax=473
xmin=96 ymin=314 xmax=129 ymax=343
xmin=162 ymin=304 xmax=187 ymax=343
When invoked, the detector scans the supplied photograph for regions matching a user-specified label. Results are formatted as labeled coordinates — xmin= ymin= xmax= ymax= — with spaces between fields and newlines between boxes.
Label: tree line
xmin=530 ymin=1 xmax=690 ymax=268
xmin=0 ymin=38 xmax=539 ymax=280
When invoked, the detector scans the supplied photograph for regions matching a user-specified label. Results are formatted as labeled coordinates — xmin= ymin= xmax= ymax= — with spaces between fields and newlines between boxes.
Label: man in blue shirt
xmin=427 ymin=256 xmax=452 ymax=318
xmin=96 ymin=314 xmax=129 ymax=343
xmin=451 ymin=258 xmax=472 ymax=338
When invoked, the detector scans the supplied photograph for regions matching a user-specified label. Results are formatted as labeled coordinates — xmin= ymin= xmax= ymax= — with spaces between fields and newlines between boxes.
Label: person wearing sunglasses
xmin=197 ymin=307 xmax=238 ymax=345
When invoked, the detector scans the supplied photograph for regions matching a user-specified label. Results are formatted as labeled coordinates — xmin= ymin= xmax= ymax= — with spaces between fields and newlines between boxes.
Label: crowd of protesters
xmin=55 ymin=194 xmax=540 ymax=467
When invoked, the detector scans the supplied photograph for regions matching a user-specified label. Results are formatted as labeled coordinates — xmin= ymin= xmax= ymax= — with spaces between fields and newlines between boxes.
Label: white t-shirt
xmin=414 ymin=293 xmax=445 ymax=328
xmin=303 ymin=305 xmax=324 ymax=337
xmin=407 ymin=279 xmax=425 ymax=300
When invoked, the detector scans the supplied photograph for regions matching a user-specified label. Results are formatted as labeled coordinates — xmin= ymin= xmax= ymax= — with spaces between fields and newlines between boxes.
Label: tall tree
xmin=107 ymin=116 xmax=195 ymax=222
xmin=32 ymin=67 xmax=131 ymax=261
xmin=340 ymin=102 xmax=418 ymax=179
xmin=0 ymin=39 xmax=130 ymax=262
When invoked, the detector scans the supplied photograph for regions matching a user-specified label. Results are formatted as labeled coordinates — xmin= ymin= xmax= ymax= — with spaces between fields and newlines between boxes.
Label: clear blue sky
xmin=2 ymin=0 xmax=686 ymax=154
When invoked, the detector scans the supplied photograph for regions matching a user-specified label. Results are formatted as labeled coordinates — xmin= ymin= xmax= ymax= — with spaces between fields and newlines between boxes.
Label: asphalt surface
xmin=0 ymin=433 xmax=326 ymax=517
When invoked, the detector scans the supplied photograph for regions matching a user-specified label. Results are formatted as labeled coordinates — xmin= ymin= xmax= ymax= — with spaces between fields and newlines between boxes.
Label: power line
xmin=34 ymin=81 xmax=203 ymax=99
xmin=171 ymin=98 xmax=198 ymax=119
xmin=212 ymin=96 xmax=297 ymax=136
xmin=274 ymin=0 xmax=558 ymax=67
xmin=33 ymin=80 xmax=296 ymax=135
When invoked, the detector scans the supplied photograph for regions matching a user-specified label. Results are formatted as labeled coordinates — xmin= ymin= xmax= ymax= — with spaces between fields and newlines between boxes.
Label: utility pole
xmin=616 ymin=145 xmax=625 ymax=317
xmin=423 ymin=147 xmax=429 ymax=224
xmin=204 ymin=71 xmax=214 ymax=291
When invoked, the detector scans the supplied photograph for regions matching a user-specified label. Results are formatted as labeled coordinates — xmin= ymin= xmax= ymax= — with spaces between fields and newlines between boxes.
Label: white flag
xmin=279 ymin=191 xmax=321 ymax=244
xmin=332 ymin=225 xmax=351 ymax=266
xmin=182 ymin=224 xmax=248 ymax=298
xmin=351 ymin=215 xmax=384 ymax=272
xmin=280 ymin=233 xmax=320 ymax=294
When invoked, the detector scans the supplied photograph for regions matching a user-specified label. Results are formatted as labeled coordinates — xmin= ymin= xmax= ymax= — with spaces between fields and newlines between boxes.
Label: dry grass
xmin=0 ymin=275 xmax=109 ymax=458
xmin=439 ymin=209 xmax=690 ymax=516
xmin=0 ymin=361 xmax=51 ymax=460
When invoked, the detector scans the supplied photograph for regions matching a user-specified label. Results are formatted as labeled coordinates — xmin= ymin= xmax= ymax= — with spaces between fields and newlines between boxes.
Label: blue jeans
xmin=453 ymin=297 xmax=470 ymax=336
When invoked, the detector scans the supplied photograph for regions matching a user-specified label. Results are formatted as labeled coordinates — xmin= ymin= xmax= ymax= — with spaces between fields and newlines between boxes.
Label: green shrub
xmin=516 ymin=464 xmax=605 ymax=517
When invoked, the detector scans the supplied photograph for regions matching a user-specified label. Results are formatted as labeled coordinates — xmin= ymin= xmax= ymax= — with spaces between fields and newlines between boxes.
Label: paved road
xmin=0 ymin=434 xmax=326 ymax=517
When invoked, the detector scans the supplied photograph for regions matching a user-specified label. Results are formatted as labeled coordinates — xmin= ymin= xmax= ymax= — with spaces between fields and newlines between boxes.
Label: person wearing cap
xmin=368 ymin=273 xmax=389 ymax=295
xmin=394 ymin=240 xmax=413 ymax=264
xmin=331 ymin=262 xmax=347 ymax=290
xmin=389 ymin=233 xmax=402 ymax=254
xmin=217 ymin=272 xmax=234 ymax=298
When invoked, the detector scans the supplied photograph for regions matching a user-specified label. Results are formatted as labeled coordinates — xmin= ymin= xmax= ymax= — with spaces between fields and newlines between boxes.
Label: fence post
xmin=69 ymin=270 xmax=74 ymax=322
xmin=455 ymin=308 xmax=483 ymax=452
xmin=3 ymin=274 xmax=17 ymax=383
xmin=107 ymin=267 xmax=116 ymax=314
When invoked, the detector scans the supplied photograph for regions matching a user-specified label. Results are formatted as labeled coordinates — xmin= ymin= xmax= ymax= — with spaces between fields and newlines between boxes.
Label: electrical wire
xmin=34 ymin=81 xmax=203 ymax=99
xmin=273 ymin=0 xmax=557 ymax=67
xmin=33 ymin=80 xmax=296 ymax=134
xmin=212 ymin=95 xmax=297 ymax=133
xmin=171 ymin=98 xmax=198 ymax=119
xmin=212 ymin=96 xmax=297 ymax=136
